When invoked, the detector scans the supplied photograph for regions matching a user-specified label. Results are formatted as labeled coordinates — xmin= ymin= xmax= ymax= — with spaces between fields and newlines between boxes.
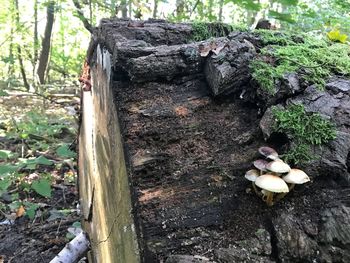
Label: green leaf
xmin=268 ymin=10 xmax=295 ymax=23
xmin=0 ymin=164 xmax=20 ymax=176
xmin=327 ymin=29 xmax=348 ymax=43
xmin=0 ymin=90 xmax=8 ymax=96
xmin=56 ymin=144 xmax=76 ymax=158
xmin=0 ymin=178 xmax=11 ymax=195
xmin=24 ymin=202 xmax=39 ymax=220
xmin=0 ymin=150 xmax=12 ymax=159
xmin=274 ymin=0 xmax=298 ymax=5
xmin=31 ymin=178 xmax=52 ymax=198
xmin=35 ymin=156 xmax=54 ymax=165
xmin=20 ymin=156 xmax=54 ymax=170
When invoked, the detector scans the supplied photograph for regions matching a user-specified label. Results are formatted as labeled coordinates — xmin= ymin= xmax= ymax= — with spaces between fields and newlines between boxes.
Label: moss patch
xmin=272 ymin=104 xmax=337 ymax=165
xmin=190 ymin=22 xmax=240 ymax=42
xmin=251 ymin=30 xmax=350 ymax=94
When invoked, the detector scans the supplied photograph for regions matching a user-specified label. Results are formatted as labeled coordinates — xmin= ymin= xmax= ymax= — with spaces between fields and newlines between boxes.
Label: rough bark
xmin=36 ymin=1 xmax=55 ymax=85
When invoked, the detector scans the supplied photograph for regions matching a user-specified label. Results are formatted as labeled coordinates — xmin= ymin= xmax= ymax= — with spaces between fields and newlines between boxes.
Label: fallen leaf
xmin=174 ymin=106 xmax=189 ymax=117
xmin=16 ymin=205 xmax=25 ymax=218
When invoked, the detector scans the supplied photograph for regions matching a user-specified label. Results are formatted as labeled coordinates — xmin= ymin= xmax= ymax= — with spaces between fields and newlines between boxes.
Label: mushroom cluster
xmin=245 ymin=146 xmax=310 ymax=206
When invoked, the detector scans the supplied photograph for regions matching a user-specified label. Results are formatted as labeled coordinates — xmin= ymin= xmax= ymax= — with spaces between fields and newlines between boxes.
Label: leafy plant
xmin=272 ymin=104 xmax=337 ymax=164
xmin=56 ymin=144 xmax=76 ymax=158
xmin=31 ymin=177 xmax=52 ymax=198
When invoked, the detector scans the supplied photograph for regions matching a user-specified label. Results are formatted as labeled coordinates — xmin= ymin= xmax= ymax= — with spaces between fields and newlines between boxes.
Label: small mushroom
xmin=253 ymin=159 xmax=269 ymax=172
xmin=266 ymin=160 xmax=291 ymax=174
xmin=245 ymin=169 xmax=259 ymax=182
xmin=258 ymin=146 xmax=279 ymax=160
xmin=255 ymin=174 xmax=289 ymax=206
xmin=282 ymin=168 xmax=310 ymax=191
xmin=245 ymin=169 xmax=260 ymax=196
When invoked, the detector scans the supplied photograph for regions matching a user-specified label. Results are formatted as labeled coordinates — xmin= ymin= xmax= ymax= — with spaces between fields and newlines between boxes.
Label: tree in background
xmin=37 ymin=1 xmax=55 ymax=85
xmin=0 ymin=0 xmax=348 ymax=92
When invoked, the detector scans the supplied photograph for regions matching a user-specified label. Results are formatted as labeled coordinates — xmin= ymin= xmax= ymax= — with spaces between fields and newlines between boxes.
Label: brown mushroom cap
xmin=255 ymin=174 xmax=289 ymax=193
xmin=253 ymin=159 xmax=269 ymax=171
xmin=266 ymin=160 xmax=291 ymax=174
xmin=282 ymin=169 xmax=310 ymax=184
xmin=258 ymin=146 xmax=279 ymax=160
xmin=245 ymin=169 xmax=260 ymax=182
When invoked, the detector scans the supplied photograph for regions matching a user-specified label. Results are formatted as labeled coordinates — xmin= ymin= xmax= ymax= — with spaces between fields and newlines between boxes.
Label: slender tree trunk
xmin=8 ymin=20 xmax=14 ymax=78
xmin=110 ymin=0 xmax=116 ymax=16
xmin=89 ymin=0 xmax=93 ymax=23
xmin=153 ymin=0 xmax=158 ymax=18
xmin=37 ymin=1 xmax=55 ymax=85
xmin=218 ymin=0 xmax=224 ymax=22
xmin=208 ymin=0 xmax=213 ymax=21
xmin=120 ymin=0 xmax=127 ymax=18
xmin=128 ymin=0 xmax=132 ymax=18
xmin=176 ymin=0 xmax=185 ymax=20
xmin=14 ymin=0 xmax=30 ymax=90
xmin=33 ymin=0 xmax=38 ymax=82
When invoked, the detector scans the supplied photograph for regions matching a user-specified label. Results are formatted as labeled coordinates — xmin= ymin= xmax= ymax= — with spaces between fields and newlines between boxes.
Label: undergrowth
xmin=272 ymin=104 xmax=337 ymax=164
xmin=0 ymin=108 xmax=77 ymax=222
xmin=251 ymin=30 xmax=350 ymax=94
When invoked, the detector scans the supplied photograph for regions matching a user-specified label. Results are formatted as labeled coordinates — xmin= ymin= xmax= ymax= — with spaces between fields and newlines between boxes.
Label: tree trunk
xmin=176 ymin=0 xmax=185 ymax=20
xmin=110 ymin=0 xmax=116 ymax=16
xmin=153 ymin=0 xmax=158 ymax=18
xmin=36 ymin=1 xmax=55 ymax=85
xmin=14 ymin=0 xmax=30 ymax=90
xmin=218 ymin=0 xmax=224 ymax=22
xmin=33 ymin=0 xmax=38 ymax=82
xmin=121 ymin=0 xmax=127 ymax=18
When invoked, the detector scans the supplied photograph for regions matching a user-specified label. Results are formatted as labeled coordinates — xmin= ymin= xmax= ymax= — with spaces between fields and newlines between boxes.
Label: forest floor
xmin=0 ymin=89 xmax=83 ymax=263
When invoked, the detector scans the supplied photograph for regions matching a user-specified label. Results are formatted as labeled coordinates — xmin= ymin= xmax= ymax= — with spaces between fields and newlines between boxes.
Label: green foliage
xmin=272 ymin=104 xmax=337 ymax=164
xmin=191 ymin=21 xmax=234 ymax=41
xmin=250 ymin=31 xmax=350 ymax=94
xmin=56 ymin=144 xmax=76 ymax=158
xmin=31 ymin=178 xmax=52 ymax=198
xmin=24 ymin=202 xmax=39 ymax=220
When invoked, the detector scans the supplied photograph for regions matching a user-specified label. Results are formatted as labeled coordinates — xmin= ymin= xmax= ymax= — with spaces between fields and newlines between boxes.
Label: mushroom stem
xmin=288 ymin=183 xmax=295 ymax=191
xmin=275 ymin=183 xmax=295 ymax=203
xmin=262 ymin=190 xmax=274 ymax=206
xmin=252 ymin=182 xmax=261 ymax=197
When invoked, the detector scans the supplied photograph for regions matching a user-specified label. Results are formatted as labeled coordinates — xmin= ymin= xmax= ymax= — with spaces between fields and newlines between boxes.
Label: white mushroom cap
xmin=253 ymin=159 xmax=268 ymax=171
xmin=245 ymin=169 xmax=260 ymax=182
xmin=258 ymin=146 xmax=279 ymax=160
xmin=266 ymin=160 xmax=291 ymax=174
xmin=255 ymin=174 xmax=289 ymax=193
xmin=283 ymin=169 xmax=310 ymax=184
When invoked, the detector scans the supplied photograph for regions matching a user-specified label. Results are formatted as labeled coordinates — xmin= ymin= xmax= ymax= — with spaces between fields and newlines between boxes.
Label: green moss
xmin=250 ymin=31 xmax=350 ymax=94
xmin=190 ymin=21 xmax=238 ymax=42
xmin=272 ymin=104 xmax=337 ymax=165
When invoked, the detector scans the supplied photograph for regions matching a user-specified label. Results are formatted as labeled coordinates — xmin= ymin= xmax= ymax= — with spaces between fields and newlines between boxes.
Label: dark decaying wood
xmin=80 ymin=19 xmax=350 ymax=263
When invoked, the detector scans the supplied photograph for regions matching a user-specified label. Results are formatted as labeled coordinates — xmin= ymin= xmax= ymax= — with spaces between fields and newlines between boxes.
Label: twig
xmin=56 ymin=218 xmax=63 ymax=237
xmin=189 ymin=0 xmax=200 ymax=18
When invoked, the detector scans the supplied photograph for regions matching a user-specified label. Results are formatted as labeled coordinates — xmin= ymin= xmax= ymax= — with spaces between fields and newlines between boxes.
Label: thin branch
xmin=72 ymin=0 xmax=94 ymax=33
